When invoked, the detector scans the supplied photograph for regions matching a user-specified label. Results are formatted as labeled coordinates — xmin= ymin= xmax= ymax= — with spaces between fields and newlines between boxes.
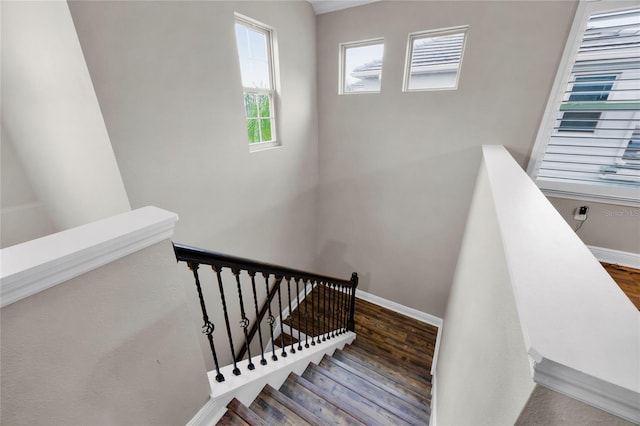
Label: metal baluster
xmin=316 ymin=282 xmax=322 ymax=344
xmin=286 ymin=277 xmax=296 ymax=354
xmin=233 ymin=269 xmax=255 ymax=371
xmin=333 ymin=283 xmax=341 ymax=336
xmin=303 ymin=279 xmax=310 ymax=348
xmin=295 ymin=278 xmax=303 ymax=351
xmin=322 ymin=283 xmax=328 ymax=341
xmin=212 ymin=265 xmax=241 ymax=376
xmin=329 ymin=283 xmax=335 ymax=339
xmin=249 ymin=271 xmax=267 ymax=366
xmin=188 ymin=262 xmax=224 ymax=383
xmin=264 ymin=274 xmax=278 ymax=361
xmin=337 ymin=283 xmax=343 ymax=335
xmin=348 ymin=272 xmax=358 ymax=332
xmin=332 ymin=282 xmax=338 ymax=338
xmin=311 ymin=280 xmax=316 ymax=346
xmin=342 ymin=284 xmax=348 ymax=333
xmin=276 ymin=276 xmax=287 ymax=358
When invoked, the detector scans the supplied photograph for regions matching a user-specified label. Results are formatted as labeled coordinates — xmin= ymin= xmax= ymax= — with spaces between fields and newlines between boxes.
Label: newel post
xmin=347 ymin=272 xmax=358 ymax=332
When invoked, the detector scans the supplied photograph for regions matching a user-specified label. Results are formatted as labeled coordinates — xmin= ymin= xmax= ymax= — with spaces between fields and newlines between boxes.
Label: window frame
xmin=338 ymin=38 xmax=385 ymax=95
xmin=234 ymin=14 xmax=280 ymax=151
xmin=526 ymin=0 xmax=640 ymax=206
xmin=402 ymin=26 xmax=468 ymax=92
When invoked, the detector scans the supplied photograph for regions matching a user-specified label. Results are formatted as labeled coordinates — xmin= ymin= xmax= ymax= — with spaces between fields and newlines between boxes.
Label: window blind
xmin=535 ymin=8 xmax=640 ymax=193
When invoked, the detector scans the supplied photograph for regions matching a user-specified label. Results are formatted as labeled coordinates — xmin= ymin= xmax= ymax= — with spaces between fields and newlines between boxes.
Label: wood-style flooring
xmin=602 ymin=262 xmax=640 ymax=311
xmin=218 ymin=287 xmax=438 ymax=425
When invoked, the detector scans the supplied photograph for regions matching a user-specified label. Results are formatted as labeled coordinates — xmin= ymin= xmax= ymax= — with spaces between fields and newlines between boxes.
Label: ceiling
xmin=307 ymin=0 xmax=380 ymax=15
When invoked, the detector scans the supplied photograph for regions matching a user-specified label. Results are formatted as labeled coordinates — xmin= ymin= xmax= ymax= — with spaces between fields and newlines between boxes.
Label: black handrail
xmin=174 ymin=243 xmax=353 ymax=286
xmin=173 ymin=243 xmax=358 ymax=383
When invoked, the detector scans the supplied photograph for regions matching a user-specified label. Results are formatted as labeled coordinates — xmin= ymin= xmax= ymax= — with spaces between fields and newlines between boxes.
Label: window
xmin=403 ymin=26 xmax=468 ymax=91
xmin=558 ymin=75 xmax=616 ymax=132
xmin=340 ymin=39 xmax=384 ymax=94
xmin=527 ymin=4 xmax=640 ymax=205
xmin=234 ymin=15 xmax=278 ymax=148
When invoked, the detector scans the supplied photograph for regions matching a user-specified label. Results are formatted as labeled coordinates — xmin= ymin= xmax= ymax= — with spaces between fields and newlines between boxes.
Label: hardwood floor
xmin=602 ymin=262 xmax=640 ymax=311
xmin=352 ymin=297 xmax=438 ymax=375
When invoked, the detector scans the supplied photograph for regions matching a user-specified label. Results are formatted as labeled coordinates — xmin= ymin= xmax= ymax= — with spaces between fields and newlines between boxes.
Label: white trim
xmin=186 ymin=397 xmax=219 ymax=426
xmin=430 ymin=374 xmax=438 ymax=426
xmin=534 ymin=358 xmax=640 ymax=424
xmin=0 ymin=206 xmax=178 ymax=308
xmin=588 ymin=245 xmax=640 ymax=269
xmin=356 ymin=289 xmax=443 ymax=327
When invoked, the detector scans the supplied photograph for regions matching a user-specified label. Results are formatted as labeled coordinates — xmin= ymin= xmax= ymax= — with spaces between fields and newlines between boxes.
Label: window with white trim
xmin=234 ymin=15 xmax=278 ymax=148
xmin=528 ymin=3 xmax=640 ymax=205
xmin=403 ymin=26 xmax=468 ymax=91
xmin=339 ymin=39 xmax=384 ymax=94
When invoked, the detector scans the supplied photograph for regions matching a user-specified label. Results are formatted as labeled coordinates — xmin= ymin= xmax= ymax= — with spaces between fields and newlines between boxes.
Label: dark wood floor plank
xmin=603 ymin=262 xmax=640 ymax=310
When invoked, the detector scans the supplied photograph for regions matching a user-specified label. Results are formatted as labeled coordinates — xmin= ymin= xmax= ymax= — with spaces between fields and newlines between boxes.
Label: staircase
xmin=217 ymin=297 xmax=438 ymax=425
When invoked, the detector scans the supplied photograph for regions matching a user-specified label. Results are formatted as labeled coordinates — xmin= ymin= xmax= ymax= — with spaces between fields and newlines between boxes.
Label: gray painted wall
xmin=548 ymin=197 xmax=640 ymax=254
xmin=315 ymin=0 xmax=578 ymax=317
xmin=1 ymin=126 xmax=56 ymax=247
xmin=0 ymin=241 xmax=211 ymax=425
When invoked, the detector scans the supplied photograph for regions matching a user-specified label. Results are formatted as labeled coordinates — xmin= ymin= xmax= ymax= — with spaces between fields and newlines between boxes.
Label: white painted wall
xmin=68 ymin=0 xmax=319 ymax=269
xmin=1 ymin=1 xmax=131 ymax=235
xmin=1 ymin=125 xmax=57 ymax=248
xmin=0 ymin=239 xmax=211 ymax=425
xmin=315 ymin=0 xmax=578 ymax=317
xmin=435 ymin=156 xmax=536 ymax=425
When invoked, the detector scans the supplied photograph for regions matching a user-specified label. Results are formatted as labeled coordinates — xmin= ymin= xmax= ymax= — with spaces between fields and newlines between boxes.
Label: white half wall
xmin=435 ymin=156 xmax=535 ymax=425
xmin=0 ymin=207 xmax=210 ymax=425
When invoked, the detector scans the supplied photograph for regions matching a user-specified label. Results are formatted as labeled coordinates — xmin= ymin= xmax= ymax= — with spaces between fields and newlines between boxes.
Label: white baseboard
xmin=186 ymin=396 xmax=221 ymax=426
xmin=356 ymin=289 xmax=443 ymax=328
xmin=588 ymin=246 xmax=640 ymax=269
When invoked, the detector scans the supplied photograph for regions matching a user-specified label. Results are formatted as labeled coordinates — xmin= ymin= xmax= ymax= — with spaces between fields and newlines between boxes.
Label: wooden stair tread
xmin=302 ymin=364 xmax=413 ymax=425
xmin=217 ymin=410 xmax=251 ymax=426
xmin=226 ymin=398 xmax=269 ymax=426
xmin=331 ymin=351 xmax=431 ymax=405
xmin=279 ymin=373 xmax=365 ymax=425
xmin=261 ymin=384 xmax=324 ymax=425
xmin=249 ymin=390 xmax=310 ymax=425
xmin=311 ymin=359 xmax=428 ymax=425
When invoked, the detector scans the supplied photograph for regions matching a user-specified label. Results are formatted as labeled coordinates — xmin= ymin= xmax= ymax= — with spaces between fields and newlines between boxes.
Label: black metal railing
xmin=173 ymin=243 xmax=358 ymax=383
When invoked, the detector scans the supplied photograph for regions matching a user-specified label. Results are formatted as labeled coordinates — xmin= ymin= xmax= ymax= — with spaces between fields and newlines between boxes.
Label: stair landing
xmin=219 ymin=293 xmax=438 ymax=425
